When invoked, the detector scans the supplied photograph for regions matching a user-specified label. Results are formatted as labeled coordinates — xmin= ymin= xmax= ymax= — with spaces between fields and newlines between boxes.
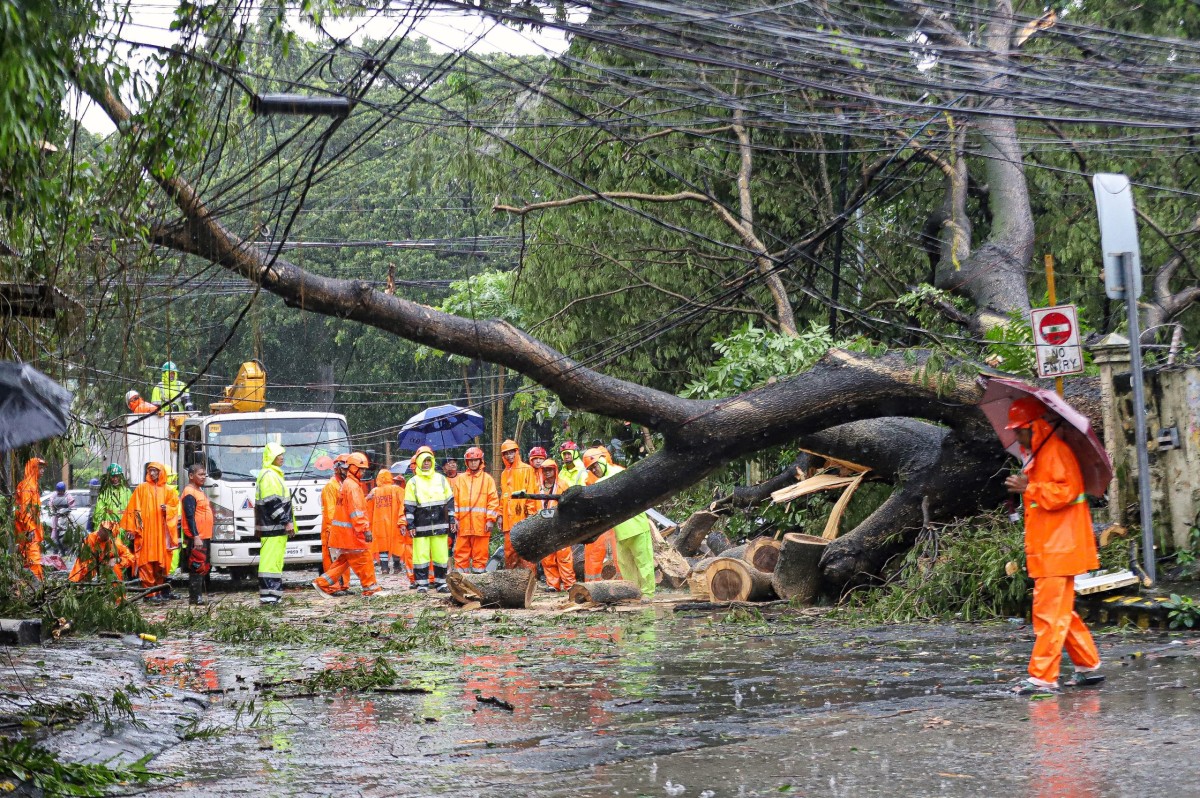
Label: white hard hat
xmin=126 ymin=390 xmax=140 ymax=403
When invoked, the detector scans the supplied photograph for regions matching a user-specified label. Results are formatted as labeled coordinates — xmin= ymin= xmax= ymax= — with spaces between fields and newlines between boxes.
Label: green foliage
xmin=843 ymin=511 xmax=1030 ymax=622
xmin=983 ymin=314 xmax=1036 ymax=376
xmin=682 ymin=321 xmax=836 ymax=398
xmin=1174 ymin=527 xmax=1200 ymax=566
xmin=1165 ymin=593 xmax=1200 ymax=630
xmin=0 ymin=737 xmax=160 ymax=797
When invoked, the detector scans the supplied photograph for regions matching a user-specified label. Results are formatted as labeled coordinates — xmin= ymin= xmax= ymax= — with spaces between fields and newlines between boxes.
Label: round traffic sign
xmin=1038 ymin=311 xmax=1072 ymax=346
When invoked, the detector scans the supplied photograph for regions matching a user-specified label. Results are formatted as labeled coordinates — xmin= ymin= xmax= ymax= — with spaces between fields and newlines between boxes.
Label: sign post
xmin=1093 ymin=173 xmax=1155 ymax=584
xmin=1031 ymin=305 xmax=1084 ymax=379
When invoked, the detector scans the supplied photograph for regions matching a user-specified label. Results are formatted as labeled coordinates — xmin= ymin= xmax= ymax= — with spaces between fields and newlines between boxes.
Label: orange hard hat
xmin=465 ymin=446 xmax=484 ymax=460
xmin=499 ymin=439 xmax=520 ymax=454
xmin=582 ymin=448 xmax=605 ymax=468
xmin=1005 ymin=397 xmax=1046 ymax=429
xmin=346 ymin=452 xmax=369 ymax=470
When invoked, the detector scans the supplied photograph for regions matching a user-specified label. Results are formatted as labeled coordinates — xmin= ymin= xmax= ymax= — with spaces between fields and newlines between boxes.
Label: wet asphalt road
xmin=4 ymin=577 xmax=1200 ymax=797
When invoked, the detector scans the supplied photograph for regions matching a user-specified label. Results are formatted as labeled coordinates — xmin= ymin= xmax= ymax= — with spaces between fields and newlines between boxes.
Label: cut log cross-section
xmin=771 ymin=533 xmax=829 ymax=604
xmin=447 ymin=568 xmax=535 ymax=609
xmin=745 ymin=536 xmax=783 ymax=573
xmin=706 ymin=557 xmax=774 ymax=602
xmin=567 ymin=579 xmax=643 ymax=605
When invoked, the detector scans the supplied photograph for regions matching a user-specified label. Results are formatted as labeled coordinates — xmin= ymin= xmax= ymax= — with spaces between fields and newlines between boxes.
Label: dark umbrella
xmin=397 ymin=404 xmax=484 ymax=452
xmin=0 ymin=362 xmax=73 ymax=450
xmin=978 ymin=375 xmax=1112 ymax=497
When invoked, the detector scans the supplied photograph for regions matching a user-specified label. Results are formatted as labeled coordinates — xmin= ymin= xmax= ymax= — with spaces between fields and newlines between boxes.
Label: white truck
xmin=112 ymin=367 xmax=350 ymax=583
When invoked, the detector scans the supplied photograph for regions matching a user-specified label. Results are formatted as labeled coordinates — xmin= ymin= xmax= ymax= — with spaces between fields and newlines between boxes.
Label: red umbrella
xmin=978 ymin=375 xmax=1113 ymax=497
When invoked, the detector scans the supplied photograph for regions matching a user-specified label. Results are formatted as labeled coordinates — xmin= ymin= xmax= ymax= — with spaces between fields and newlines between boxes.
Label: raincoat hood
xmin=1022 ymin=418 xmax=1056 ymax=464
xmin=145 ymin=462 xmax=168 ymax=486
xmin=262 ymin=442 xmax=286 ymax=470
xmin=415 ymin=447 xmax=436 ymax=473
xmin=376 ymin=470 xmax=395 ymax=487
xmin=22 ymin=458 xmax=42 ymax=482
xmin=501 ymin=442 xmax=524 ymax=469
xmin=540 ymin=459 xmax=560 ymax=485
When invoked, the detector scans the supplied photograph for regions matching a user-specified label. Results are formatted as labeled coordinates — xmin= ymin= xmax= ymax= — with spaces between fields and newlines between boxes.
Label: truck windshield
xmin=205 ymin=417 xmax=350 ymax=482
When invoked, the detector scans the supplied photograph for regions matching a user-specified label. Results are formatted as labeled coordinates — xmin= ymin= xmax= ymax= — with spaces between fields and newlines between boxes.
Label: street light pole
xmin=1121 ymin=252 xmax=1156 ymax=584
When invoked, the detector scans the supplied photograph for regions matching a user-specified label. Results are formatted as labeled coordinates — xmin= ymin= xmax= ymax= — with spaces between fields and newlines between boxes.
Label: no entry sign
xmin=1030 ymin=304 xmax=1084 ymax=378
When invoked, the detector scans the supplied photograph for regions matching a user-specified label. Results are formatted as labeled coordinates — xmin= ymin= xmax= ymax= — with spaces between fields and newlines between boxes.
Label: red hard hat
xmin=465 ymin=446 xmax=484 ymax=461
xmin=1005 ymin=397 xmax=1046 ymax=429
xmin=528 ymin=446 xmax=548 ymax=460
xmin=559 ymin=440 xmax=578 ymax=452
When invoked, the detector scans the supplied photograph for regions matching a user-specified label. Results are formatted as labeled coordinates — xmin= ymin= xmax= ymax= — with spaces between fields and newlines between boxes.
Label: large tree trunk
xmin=772 ymin=533 xmax=828 ymax=604
xmin=448 ymin=569 xmax=535 ymax=609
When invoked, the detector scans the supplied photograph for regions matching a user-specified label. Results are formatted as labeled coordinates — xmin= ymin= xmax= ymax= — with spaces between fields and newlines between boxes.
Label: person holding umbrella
xmin=1003 ymin=396 xmax=1104 ymax=695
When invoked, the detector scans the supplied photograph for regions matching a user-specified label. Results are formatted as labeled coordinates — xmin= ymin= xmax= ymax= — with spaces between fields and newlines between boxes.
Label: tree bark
xmin=568 ymin=580 xmax=643 ymax=605
xmin=448 ymin=569 xmax=535 ymax=609
xmin=772 ymin=533 xmax=829 ymax=604
xmin=670 ymin=510 xmax=720 ymax=556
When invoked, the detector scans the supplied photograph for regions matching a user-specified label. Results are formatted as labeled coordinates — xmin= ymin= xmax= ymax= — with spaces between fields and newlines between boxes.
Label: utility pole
xmin=829 ymin=130 xmax=850 ymax=333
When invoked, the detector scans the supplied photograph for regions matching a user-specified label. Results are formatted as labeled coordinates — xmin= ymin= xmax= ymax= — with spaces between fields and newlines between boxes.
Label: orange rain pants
xmin=542 ymin=547 xmax=575 ymax=591
xmin=320 ymin=478 xmax=348 ymax=591
xmin=455 ymin=536 xmax=489 ymax=571
xmin=1029 ymin=575 xmax=1100 ymax=684
xmin=583 ymin=530 xmax=619 ymax=582
xmin=316 ymin=550 xmax=379 ymax=594
xmin=395 ymin=532 xmax=414 ymax=582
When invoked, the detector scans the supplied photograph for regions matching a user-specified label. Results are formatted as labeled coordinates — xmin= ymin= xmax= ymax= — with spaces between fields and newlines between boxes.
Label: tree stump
xmin=745 ymin=536 xmax=783 ymax=573
xmin=671 ymin=510 xmax=720 ymax=556
xmin=706 ymin=557 xmax=774 ymax=602
xmin=567 ymin=579 xmax=642 ymax=605
xmin=447 ymin=569 xmax=535 ymax=609
xmin=771 ymin=533 xmax=828 ymax=604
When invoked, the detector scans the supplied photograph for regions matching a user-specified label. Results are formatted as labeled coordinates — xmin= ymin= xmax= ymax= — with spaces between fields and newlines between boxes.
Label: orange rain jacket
xmin=1020 ymin=418 xmax=1099 ymax=578
xmin=14 ymin=458 xmax=42 ymax=542
xmin=128 ymin=396 xmax=159 ymax=415
xmin=499 ymin=444 xmax=537 ymax=532
xmin=121 ymin=463 xmax=172 ymax=571
xmin=69 ymin=531 xmax=135 ymax=583
xmin=321 ymin=474 xmax=342 ymax=540
xmin=330 ymin=471 xmax=371 ymax=550
xmin=367 ymin=470 xmax=406 ymax=557
xmin=453 ymin=466 xmax=500 ymax=537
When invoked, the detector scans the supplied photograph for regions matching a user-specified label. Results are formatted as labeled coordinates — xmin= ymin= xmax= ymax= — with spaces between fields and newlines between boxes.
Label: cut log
xmin=706 ymin=557 xmax=774 ymax=602
xmin=705 ymin=530 xmax=732 ymax=555
xmin=687 ymin=558 xmax=716 ymax=599
xmin=672 ymin=510 xmax=720 ymax=556
xmin=601 ymin=560 xmax=619 ymax=580
xmin=567 ymin=580 xmax=642 ymax=605
xmin=745 ymin=536 xmax=783 ymax=573
xmin=651 ymin=529 xmax=691 ymax=589
xmin=447 ymin=569 xmax=535 ymax=609
xmin=720 ymin=543 xmax=748 ymax=562
xmin=771 ymin=533 xmax=829 ymax=604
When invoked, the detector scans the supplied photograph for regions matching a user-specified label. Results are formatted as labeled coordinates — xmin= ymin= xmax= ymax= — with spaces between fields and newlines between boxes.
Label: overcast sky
xmin=72 ymin=4 xmax=573 ymax=134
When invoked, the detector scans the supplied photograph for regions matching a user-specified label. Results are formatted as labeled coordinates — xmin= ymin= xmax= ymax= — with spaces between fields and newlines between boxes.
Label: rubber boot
xmin=433 ymin=563 xmax=449 ymax=593
xmin=413 ymin=565 xmax=430 ymax=594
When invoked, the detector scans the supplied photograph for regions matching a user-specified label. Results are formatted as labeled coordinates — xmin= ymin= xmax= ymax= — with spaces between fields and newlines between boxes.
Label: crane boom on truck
xmin=112 ymin=362 xmax=350 ymax=583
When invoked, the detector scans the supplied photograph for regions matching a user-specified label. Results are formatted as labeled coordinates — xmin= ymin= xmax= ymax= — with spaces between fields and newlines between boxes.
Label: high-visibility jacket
xmin=69 ymin=532 xmax=135 ymax=583
xmin=150 ymin=374 xmax=188 ymax=411
xmin=453 ymin=468 xmax=500 ymax=537
xmin=321 ymin=476 xmax=341 ymax=538
xmin=255 ymin=442 xmax=294 ymax=538
xmin=14 ymin=458 xmax=42 ymax=540
xmin=1020 ymin=418 xmax=1099 ymax=578
xmin=121 ymin=462 xmax=171 ymax=568
xmin=367 ymin=470 xmax=406 ymax=553
xmin=560 ymin=460 xmax=588 ymax=488
xmin=595 ymin=464 xmax=653 ymax=541
xmin=331 ymin=472 xmax=370 ymax=550
xmin=405 ymin=450 xmax=455 ymax=538
xmin=500 ymin=454 xmax=537 ymax=532
xmin=181 ymin=484 xmax=213 ymax=540
xmin=93 ymin=481 xmax=132 ymax=531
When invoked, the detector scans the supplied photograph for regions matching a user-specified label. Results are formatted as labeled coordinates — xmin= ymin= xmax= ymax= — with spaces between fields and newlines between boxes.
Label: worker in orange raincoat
xmin=367 ymin=468 xmax=407 ymax=576
xmin=14 ymin=457 xmax=46 ymax=579
xmin=319 ymin=455 xmax=350 ymax=594
xmin=581 ymin=448 xmax=620 ymax=582
xmin=1004 ymin=397 xmax=1103 ymax=695
xmin=536 ymin=459 xmax=575 ymax=591
xmin=125 ymin=390 xmax=159 ymax=415
xmin=498 ymin=439 xmax=537 ymax=570
xmin=120 ymin=462 xmax=173 ymax=599
xmin=453 ymin=446 xmax=500 ymax=573
xmin=314 ymin=452 xmax=384 ymax=598
xmin=69 ymin=521 xmax=134 ymax=584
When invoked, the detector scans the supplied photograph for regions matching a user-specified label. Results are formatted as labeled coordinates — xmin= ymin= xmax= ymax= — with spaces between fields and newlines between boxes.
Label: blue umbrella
xmin=0 ymin=362 xmax=73 ymax=450
xmin=397 ymin=404 xmax=484 ymax=451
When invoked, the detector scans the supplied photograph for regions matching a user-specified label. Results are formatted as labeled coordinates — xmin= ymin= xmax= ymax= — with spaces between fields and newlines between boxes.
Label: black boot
xmin=433 ymin=563 xmax=449 ymax=593
xmin=413 ymin=565 xmax=430 ymax=594
xmin=189 ymin=572 xmax=204 ymax=605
